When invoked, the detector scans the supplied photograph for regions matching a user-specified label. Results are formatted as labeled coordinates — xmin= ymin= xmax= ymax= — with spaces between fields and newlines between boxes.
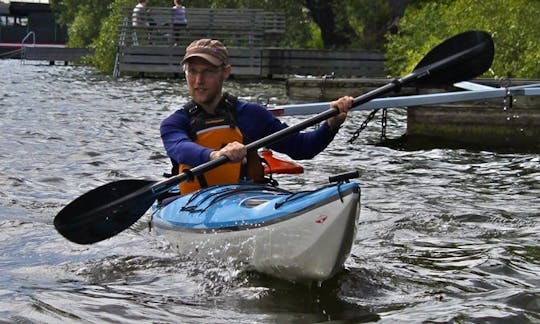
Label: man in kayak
xmin=160 ymin=38 xmax=353 ymax=193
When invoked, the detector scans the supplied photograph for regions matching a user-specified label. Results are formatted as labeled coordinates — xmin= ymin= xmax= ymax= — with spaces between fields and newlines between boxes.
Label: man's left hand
xmin=327 ymin=96 xmax=353 ymax=130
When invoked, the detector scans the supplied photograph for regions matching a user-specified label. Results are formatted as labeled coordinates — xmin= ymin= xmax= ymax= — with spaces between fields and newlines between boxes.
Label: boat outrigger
xmin=54 ymin=31 xmax=494 ymax=282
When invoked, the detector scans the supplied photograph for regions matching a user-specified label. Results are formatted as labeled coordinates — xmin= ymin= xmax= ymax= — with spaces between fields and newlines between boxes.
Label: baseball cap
xmin=181 ymin=39 xmax=229 ymax=66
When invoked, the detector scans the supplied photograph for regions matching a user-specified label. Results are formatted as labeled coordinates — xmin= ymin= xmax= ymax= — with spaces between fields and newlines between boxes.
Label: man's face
xmin=184 ymin=58 xmax=230 ymax=108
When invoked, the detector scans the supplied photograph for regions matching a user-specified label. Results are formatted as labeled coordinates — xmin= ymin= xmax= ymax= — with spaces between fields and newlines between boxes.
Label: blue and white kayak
xmin=151 ymin=177 xmax=360 ymax=283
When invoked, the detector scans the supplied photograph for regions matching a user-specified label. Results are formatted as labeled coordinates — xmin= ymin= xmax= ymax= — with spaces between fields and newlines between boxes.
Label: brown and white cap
xmin=181 ymin=39 xmax=229 ymax=66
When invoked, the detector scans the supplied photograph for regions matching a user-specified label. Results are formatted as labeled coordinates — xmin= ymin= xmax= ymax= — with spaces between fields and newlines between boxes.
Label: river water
xmin=1 ymin=59 xmax=539 ymax=323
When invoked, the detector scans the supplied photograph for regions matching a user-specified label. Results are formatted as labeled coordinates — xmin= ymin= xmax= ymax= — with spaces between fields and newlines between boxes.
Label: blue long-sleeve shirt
xmin=160 ymin=99 xmax=338 ymax=167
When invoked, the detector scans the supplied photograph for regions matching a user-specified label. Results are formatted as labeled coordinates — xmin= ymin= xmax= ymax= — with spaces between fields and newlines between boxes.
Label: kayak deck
xmin=151 ymin=182 xmax=361 ymax=282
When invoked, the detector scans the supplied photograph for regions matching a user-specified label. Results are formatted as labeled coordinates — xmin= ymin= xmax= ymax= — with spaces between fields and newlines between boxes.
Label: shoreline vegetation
xmin=48 ymin=0 xmax=540 ymax=79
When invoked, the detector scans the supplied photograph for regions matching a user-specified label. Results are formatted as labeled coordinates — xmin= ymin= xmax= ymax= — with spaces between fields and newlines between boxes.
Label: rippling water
xmin=1 ymin=59 xmax=539 ymax=323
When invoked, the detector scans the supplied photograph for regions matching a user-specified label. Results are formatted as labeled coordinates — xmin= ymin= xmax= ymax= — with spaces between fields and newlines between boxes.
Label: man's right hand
xmin=209 ymin=141 xmax=247 ymax=163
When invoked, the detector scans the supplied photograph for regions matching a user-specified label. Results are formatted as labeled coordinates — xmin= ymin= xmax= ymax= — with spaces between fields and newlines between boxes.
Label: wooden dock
xmin=285 ymin=77 xmax=417 ymax=101
xmin=114 ymin=7 xmax=385 ymax=78
xmin=21 ymin=46 xmax=93 ymax=65
xmin=409 ymin=80 xmax=540 ymax=150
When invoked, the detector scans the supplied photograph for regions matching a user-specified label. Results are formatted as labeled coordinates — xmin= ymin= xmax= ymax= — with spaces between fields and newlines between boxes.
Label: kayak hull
xmin=151 ymin=182 xmax=360 ymax=282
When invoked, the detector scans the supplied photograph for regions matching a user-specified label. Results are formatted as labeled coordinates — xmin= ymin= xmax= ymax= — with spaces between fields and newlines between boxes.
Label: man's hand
xmin=327 ymin=96 xmax=354 ymax=131
xmin=209 ymin=141 xmax=247 ymax=163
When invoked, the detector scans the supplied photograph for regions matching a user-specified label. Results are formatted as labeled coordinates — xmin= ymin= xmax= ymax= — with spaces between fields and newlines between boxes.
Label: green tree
xmin=385 ymin=0 xmax=540 ymax=78
xmin=345 ymin=0 xmax=396 ymax=50
xmin=49 ymin=0 xmax=113 ymax=47
xmin=89 ymin=0 xmax=132 ymax=73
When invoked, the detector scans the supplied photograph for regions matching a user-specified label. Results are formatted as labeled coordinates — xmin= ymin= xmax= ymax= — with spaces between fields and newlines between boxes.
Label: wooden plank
xmin=118 ymin=54 xmax=181 ymax=64
xmin=263 ymin=59 xmax=384 ymax=68
xmin=22 ymin=47 xmax=93 ymax=62
xmin=128 ymin=24 xmax=263 ymax=33
xmin=262 ymin=48 xmax=383 ymax=60
xmin=260 ymin=48 xmax=385 ymax=77
xmin=126 ymin=9 xmax=267 ymax=30
xmin=119 ymin=46 xmax=184 ymax=55
xmin=229 ymin=66 xmax=261 ymax=76
xmin=118 ymin=63 xmax=260 ymax=76
xmin=116 ymin=46 xmax=385 ymax=78
xmin=407 ymin=105 xmax=540 ymax=147
xmin=119 ymin=7 xmax=283 ymax=47
xmin=269 ymin=66 xmax=384 ymax=77
xmin=119 ymin=63 xmax=180 ymax=73
xmin=122 ymin=29 xmax=265 ymax=47
xmin=286 ymin=78 xmax=417 ymax=101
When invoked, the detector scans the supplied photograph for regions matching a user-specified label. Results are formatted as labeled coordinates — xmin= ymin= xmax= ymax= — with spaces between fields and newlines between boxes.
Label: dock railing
xmin=20 ymin=31 xmax=35 ymax=62
xmin=115 ymin=7 xmax=285 ymax=77
xmin=119 ymin=7 xmax=285 ymax=48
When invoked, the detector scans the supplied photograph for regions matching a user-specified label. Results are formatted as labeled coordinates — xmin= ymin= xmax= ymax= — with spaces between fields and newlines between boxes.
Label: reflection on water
xmin=0 ymin=60 xmax=539 ymax=323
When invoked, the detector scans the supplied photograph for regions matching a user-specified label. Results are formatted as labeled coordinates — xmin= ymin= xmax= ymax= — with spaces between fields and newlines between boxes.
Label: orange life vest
xmin=176 ymin=94 xmax=264 ymax=194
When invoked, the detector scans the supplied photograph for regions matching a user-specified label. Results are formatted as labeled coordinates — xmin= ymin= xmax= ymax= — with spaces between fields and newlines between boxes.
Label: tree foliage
xmin=51 ymin=0 xmax=540 ymax=78
xmin=49 ymin=0 xmax=113 ymax=47
xmin=90 ymin=0 xmax=134 ymax=73
xmin=385 ymin=0 xmax=540 ymax=78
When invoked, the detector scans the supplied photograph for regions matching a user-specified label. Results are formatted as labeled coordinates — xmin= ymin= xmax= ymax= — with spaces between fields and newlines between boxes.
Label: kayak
xmin=150 ymin=173 xmax=361 ymax=283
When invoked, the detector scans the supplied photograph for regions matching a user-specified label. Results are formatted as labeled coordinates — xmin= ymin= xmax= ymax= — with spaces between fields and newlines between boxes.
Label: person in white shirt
xmin=172 ymin=0 xmax=187 ymax=46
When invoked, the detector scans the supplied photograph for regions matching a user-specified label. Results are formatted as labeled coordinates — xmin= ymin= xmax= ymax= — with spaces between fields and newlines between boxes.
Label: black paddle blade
xmin=54 ymin=179 xmax=157 ymax=244
xmin=412 ymin=30 xmax=494 ymax=86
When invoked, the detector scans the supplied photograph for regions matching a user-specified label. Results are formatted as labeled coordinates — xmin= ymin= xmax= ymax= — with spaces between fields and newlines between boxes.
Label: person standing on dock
xmin=160 ymin=39 xmax=353 ymax=193
xmin=172 ymin=0 xmax=187 ymax=46
xmin=132 ymin=0 xmax=152 ymax=45
xmin=132 ymin=0 xmax=149 ymax=27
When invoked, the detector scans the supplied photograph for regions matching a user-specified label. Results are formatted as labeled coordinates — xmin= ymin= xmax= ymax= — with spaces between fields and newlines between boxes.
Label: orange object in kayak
xmin=179 ymin=126 xmax=244 ymax=194
xmin=260 ymin=149 xmax=304 ymax=174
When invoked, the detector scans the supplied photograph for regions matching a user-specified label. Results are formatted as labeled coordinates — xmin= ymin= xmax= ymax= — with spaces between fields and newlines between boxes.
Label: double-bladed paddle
xmin=54 ymin=30 xmax=494 ymax=244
